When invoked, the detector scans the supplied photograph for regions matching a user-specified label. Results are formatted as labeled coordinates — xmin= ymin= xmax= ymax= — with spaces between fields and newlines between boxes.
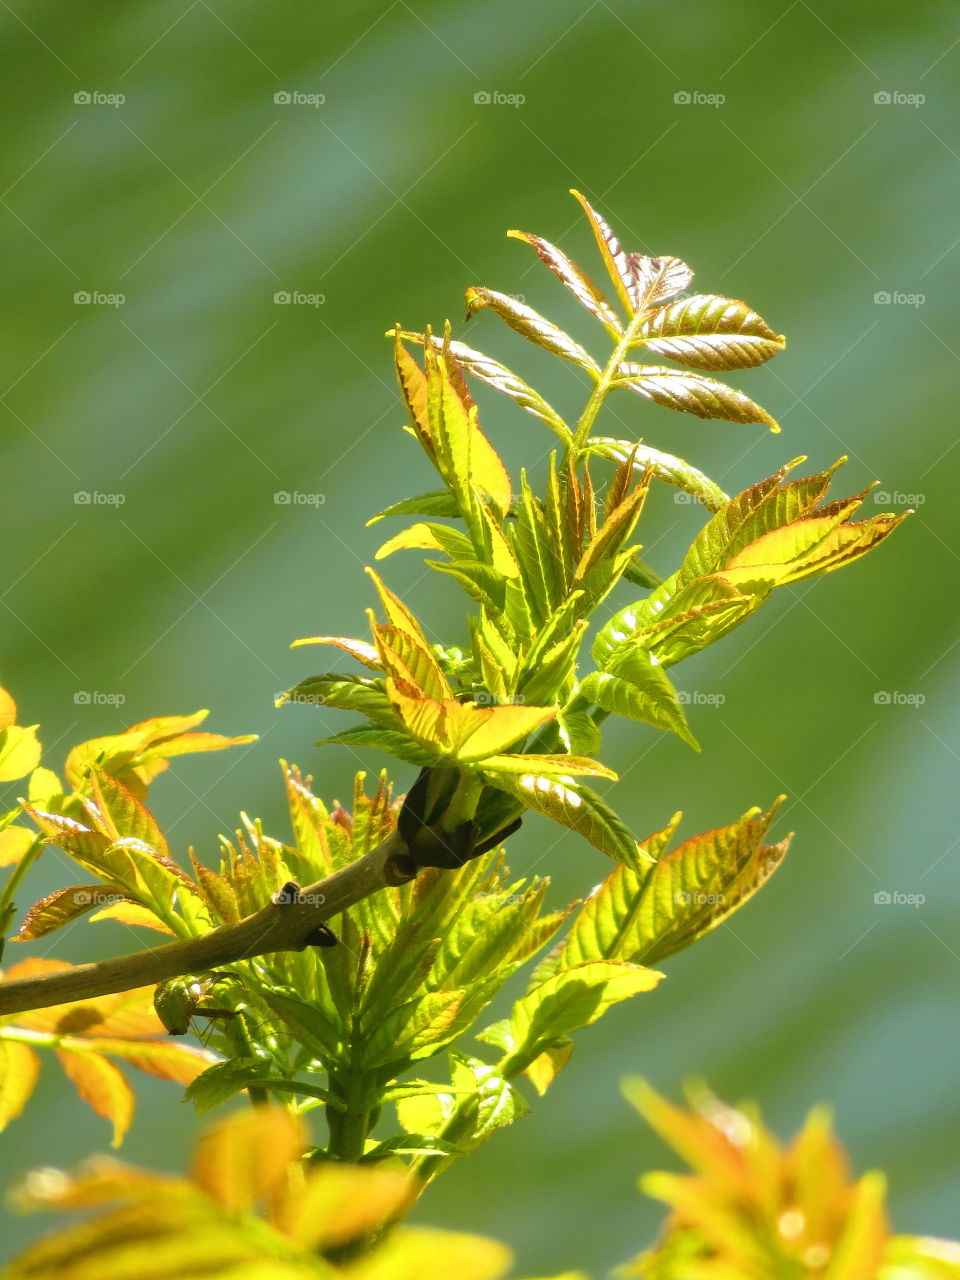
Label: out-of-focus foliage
xmin=622 ymin=1080 xmax=960 ymax=1280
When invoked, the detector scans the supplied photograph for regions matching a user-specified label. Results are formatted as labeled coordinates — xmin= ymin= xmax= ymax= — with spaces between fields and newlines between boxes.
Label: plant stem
xmin=569 ymin=309 xmax=648 ymax=459
xmin=0 ymin=830 xmax=414 ymax=1018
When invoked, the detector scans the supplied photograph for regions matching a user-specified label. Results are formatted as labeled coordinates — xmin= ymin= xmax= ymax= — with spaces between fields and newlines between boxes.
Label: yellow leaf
xmin=273 ymin=1164 xmax=412 ymax=1249
xmin=88 ymin=901 xmax=176 ymax=935
xmin=57 ymin=1048 xmax=135 ymax=1146
xmin=0 ymin=685 xmax=17 ymax=729
xmin=348 ymin=1226 xmax=513 ymax=1280
xmin=0 ymin=1040 xmax=40 ymax=1128
xmin=0 ymin=826 xmax=36 ymax=867
xmin=191 ymin=1106 xmax=304 ymax=1214
xmin=0 ymin=724 xmax=42 ymax=782
xmin=290 ymin=634 xmax=382 ymax=670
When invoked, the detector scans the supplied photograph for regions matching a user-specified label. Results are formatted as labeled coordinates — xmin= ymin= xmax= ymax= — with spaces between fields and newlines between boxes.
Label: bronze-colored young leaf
xmin=635 ymin=293 xmax=786 ymax=370
xmin=585 ymin=437 xmax=728 ymax=511
xmin=465 ymin=286 xmax=600 ymax=375
xmin=11 ymin=883 xmax=134 ymax=941
xmin=569 ymin=188 xmax=640 ymax=314
xmin=506 ymin=228 xmax=623 ymax=334
xmin=616 ymin=362 xmax=780 ymax=430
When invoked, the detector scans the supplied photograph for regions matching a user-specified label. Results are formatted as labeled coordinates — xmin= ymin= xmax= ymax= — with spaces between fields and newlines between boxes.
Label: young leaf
xmin=580 ymin=646 xmax=699 ymax=751
xmin=394 ymin=328 xmax=570 ymax=442
xmin=635 ymin=293 xmax=786 ymax=370
xmin=366 ymin=489 xmax=462 ymax=525
xmin=0 ymin=725 xmax=42 ymax=783
xmin=585 ymin=437 xmax=728 ymax=511
xmin=0 ymin=1040 xmax=40 ymax=1129
xmin=506 ymin=228 xmax=623 ymax=334
xmin=289 ymin=634 xmax=382 ymax=671
xmin=465 ymin=287 xmax=600 ymax=375
xmin=615 ymin=363 xmax=780 ymax=431
xmin=56 ymin=1048 xmax=135 ymax=1147
xmin=11 ymin=884 xmax=134 ymax=941
xmin=481 ymin=770 xmax=639 ymax=864
xmin=569 ymin=188 xmax=640 ymax=314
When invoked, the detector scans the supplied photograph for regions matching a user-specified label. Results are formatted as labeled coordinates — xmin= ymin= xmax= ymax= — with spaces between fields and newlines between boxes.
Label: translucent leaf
xmin=289 ymin=635 xmax=382 ymax=671
xmin=0 ymin=826 xmax=36 ymax=867
xmin=262 ymin=991 xmax=344 ymax=1064
xmin=184 ymin=1058 xmax=271 ymax=1113
xmin=12 ymin=883 xmax=133 ymax=941
xmin=360 ymin=990 xmax=465 ymax=1069
xmin=278 ymin=673 xmax=400 ymax=730
xmin=190 ymin=1105 xmax=304 ymax=1214
xmin=367 ymin=570 xmax=452 ymax=701
xmin=0 ymin=724 xmax=41 ymax=782
xmin=65 ymin=711 xmax=255 ymax=798
xmin=376 ymin=521 xmax=474 ymax=562
xmin=499 ymin=959 xmax=662 ymax=1067
xmin=481 ymin=753 xmax=615 ymax=779
xmin=636 ymin=292 xmax=785 ymax=369
xmin=316 ymin=725 xmax=438 ymax=768
xmin=465 ymin=286 xmax=600 ymax=374
xmin=395 ymin=328 xmax=570 ymax=442
xmin=56 ymin=1048 xmax=135 ymax=1147
xmin=0 ymin=685 xmax=16 ymax=729
xmin=481 ymin=770 xmax=639 ymax=864
xmin=507 ymin=228 xmax=623 ymax=333
xmin=367 ymin=489 xmax=462 ymax=525
xmin=581 ymin=648 xmax=698 ymax=750
xmin=348 ymin=1227 xmax=512 ymax=1280
xmin=0 ymin=1040 xmax=40 ymax=1129
xmin=616 ymin=363 xmax=779 ymax=431
xmin=631 ymin=253 xmax=695 ymax=309
xmin=423 ymin=336 xmax=514 ymax=520
xmin=569 ymin=188 xmax=639 ymax=314
xmin=586 ymin=437 xmax=728 ymax=511
xmin=272 ymin=1163 xmax=411 ymax=1250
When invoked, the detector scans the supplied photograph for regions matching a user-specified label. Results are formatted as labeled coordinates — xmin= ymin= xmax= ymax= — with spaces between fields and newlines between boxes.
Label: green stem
xmin=0 ymin=834 xmax=44 ymax=961
xmin=326 ymin=1068 xmax=373 ymax=1162
xmin=569 ymin=309 xmax=648 ymax=460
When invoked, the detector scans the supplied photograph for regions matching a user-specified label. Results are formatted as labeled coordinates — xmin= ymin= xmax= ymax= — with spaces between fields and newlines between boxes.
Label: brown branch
xmin=0 ymin=831 xmax=415 ymax=1018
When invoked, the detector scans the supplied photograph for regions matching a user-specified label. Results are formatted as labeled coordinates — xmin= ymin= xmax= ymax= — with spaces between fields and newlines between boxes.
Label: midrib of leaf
xmin=569 ymin=304 xmax=652 ymax=456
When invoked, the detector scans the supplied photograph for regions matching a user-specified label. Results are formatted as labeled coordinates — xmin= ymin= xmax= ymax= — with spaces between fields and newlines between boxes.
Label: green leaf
xmin=635 ymin=292 xmax=785 ymax=369
xmin=277 ymin=674 xmax=400 ymax=729
xmin=184 ymin=1058 xmax=272 ymax=1113
xmin=480 ymin=753 xmax=616 ymax=779
xmin=564 ymin=799 xmax=790 ymax=968
xmin=586 ymin=437 xmax=728 ymax=512
xmin=360 ymin=990 xmax=465 ymax=1070
xmin=375 ymin=522 xmax=474 ymax=562
xmin=262 ymin=991 xmax=344 ymax=1065
xmin=615 ymin=363 xmax=779 ymax=431
xmin=580 ymin=648 xmax=699 ymax=750
xmin=481 ymin=769 xmax=639 ymax=864
xmin=569 ymin=188 xmax=644 ymax=314
xmin=315 ymin=726 xmax=439 ymax=768
xmin=494 ymin=960 xmax=663 ymax=1070
xmin=465 ymin=286 xmax=601 ymax=375
xmin=366 ymin=489 xmax=461 ymax=525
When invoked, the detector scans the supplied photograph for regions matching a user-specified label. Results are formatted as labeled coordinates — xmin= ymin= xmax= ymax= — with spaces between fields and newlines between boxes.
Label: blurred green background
xmin=1 ymin=0 xmax=958 ymax=1270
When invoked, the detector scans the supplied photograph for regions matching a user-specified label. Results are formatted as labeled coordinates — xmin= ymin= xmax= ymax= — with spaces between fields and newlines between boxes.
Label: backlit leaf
xmin=12 ymin=883 xmax=132 ymax=941
xmin=636 ymin=292 xmax=785 ymax=370
xmin=581 ymin=647 xmax=698 ymax=749
xmin=367 ymin=489 xmax=462 ymax=525
xmin=0 ymin=724 xmax=41 ymax=782
xmin=616 ymin=363 xmax=779 ymax=430
xmin=191 ymin=1105 xmax=304 ymax=1214
xmin=481 ymin=770 xmax=639 ymax=864
xmin=586 ymin=437 xmax=727 ymax=511
xmin=465 ymin=286 xmax=600 ymax=375
xmin=290 ymin=635 xmax=382 ymax=670
xmin=569 ymin=188 xmax=639 ymax=314
xmin=56 ymin=1048 xmax=135 ymax=1147
xmin=0 ymin=1040 xmax=40 ymax=1129
xmin=507 ymin=228 xmax=622 ymax=333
